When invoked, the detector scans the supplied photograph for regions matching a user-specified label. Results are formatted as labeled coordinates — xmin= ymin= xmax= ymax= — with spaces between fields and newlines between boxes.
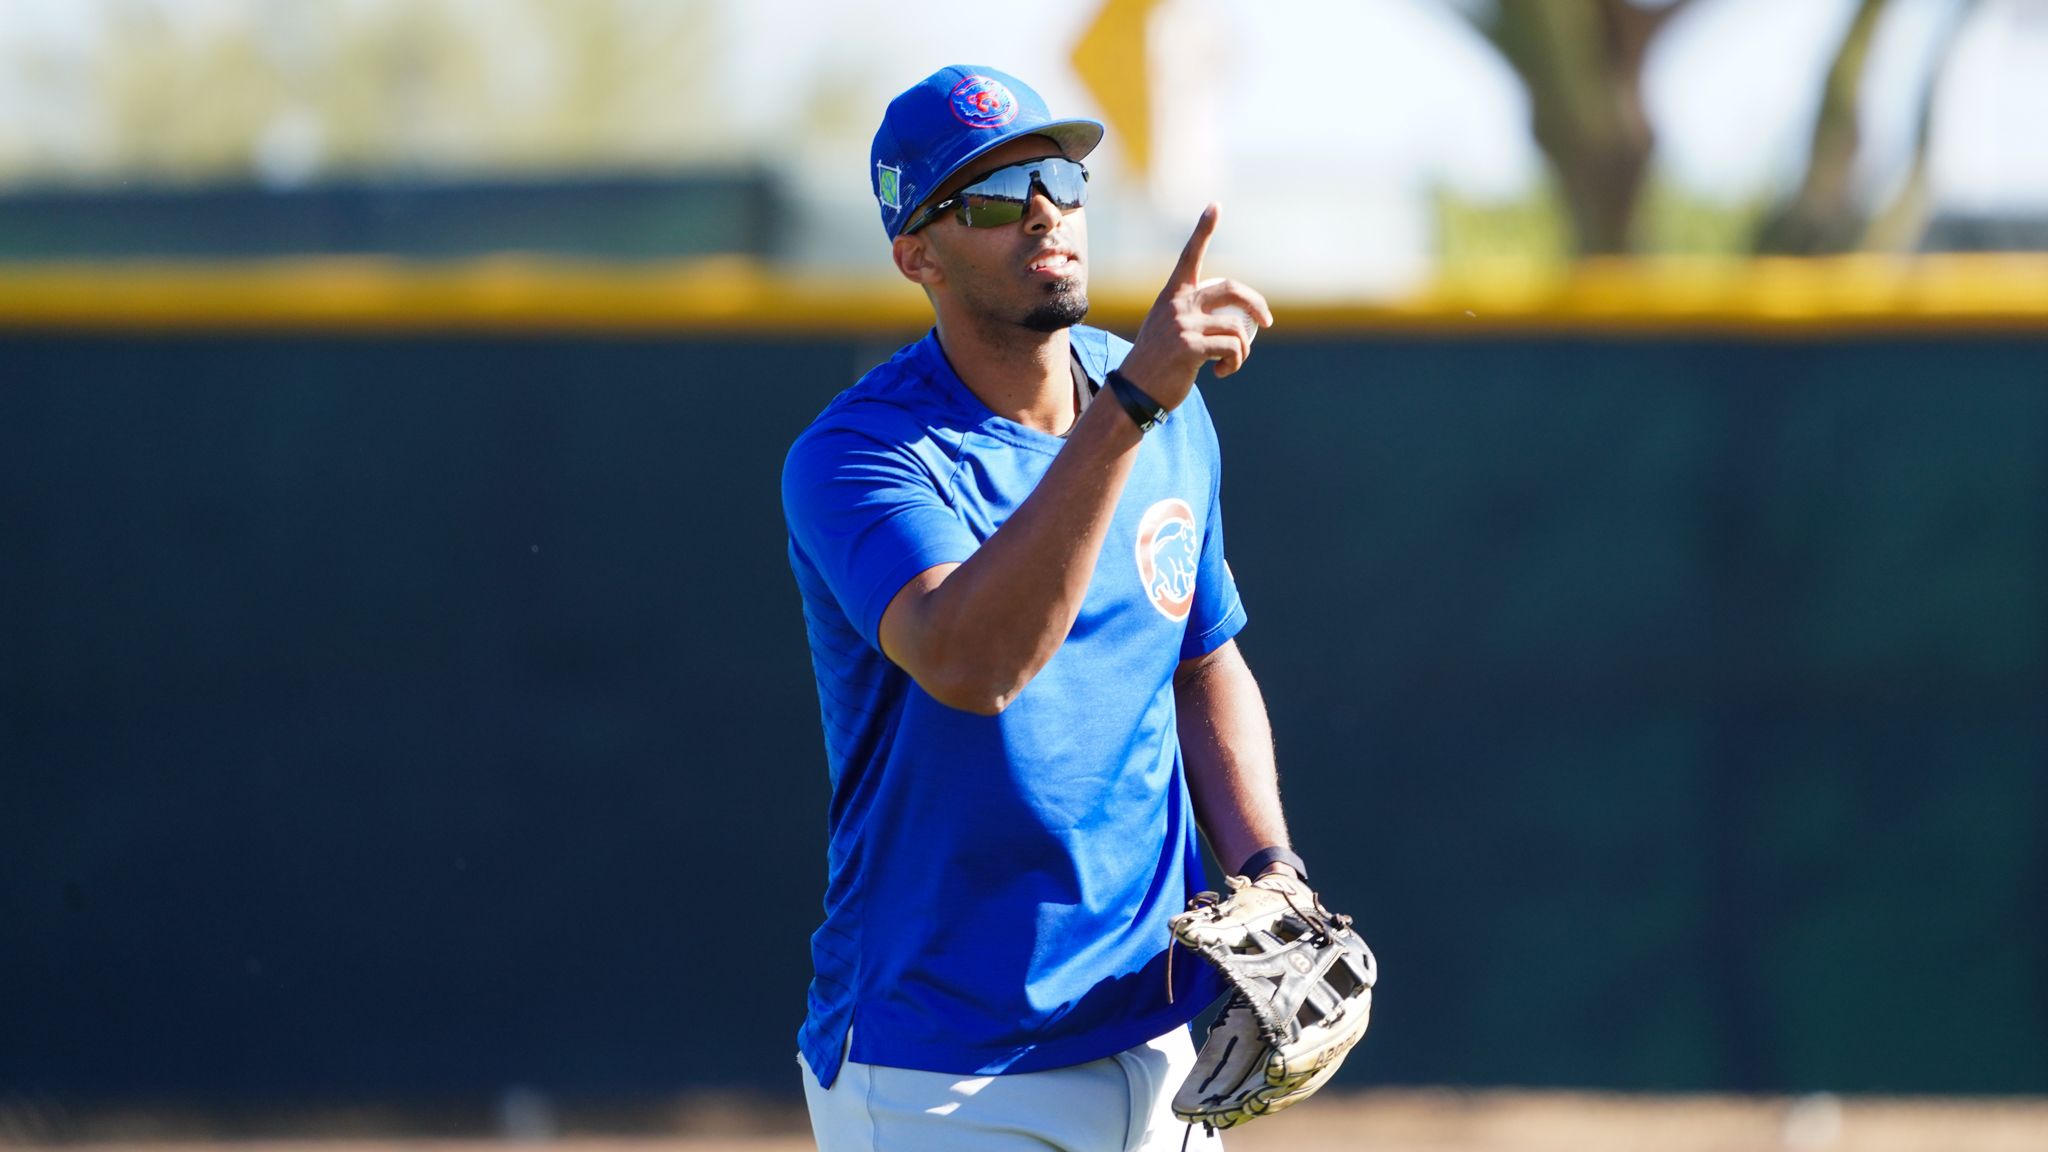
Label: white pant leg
xmin=799 ymin=1028 xmax=1225 ymax=1152
xmin=1112 ymin=1026 xmax=1225 ymax=1152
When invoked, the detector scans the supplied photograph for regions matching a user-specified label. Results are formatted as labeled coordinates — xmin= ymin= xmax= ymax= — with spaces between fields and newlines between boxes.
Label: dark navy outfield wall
xmin=4 ymin=333 xmax=2046 ymax=1100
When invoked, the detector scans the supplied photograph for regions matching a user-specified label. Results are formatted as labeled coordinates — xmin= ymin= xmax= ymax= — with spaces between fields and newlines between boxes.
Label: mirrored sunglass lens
xmin=1034 ymin=161 xmax=1088 ymax=207
xmin=955 ymin=160 xmax=1087 ymax=227
xmin=966 ymin=164 xmax=1035 ymax=200
xmin=959 ymin=197 xmax=1027 ymax=228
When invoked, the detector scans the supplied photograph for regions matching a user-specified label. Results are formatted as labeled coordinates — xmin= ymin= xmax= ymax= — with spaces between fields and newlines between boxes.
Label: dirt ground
xmin=18 ymin=1091 xmax=2047 ymax=1152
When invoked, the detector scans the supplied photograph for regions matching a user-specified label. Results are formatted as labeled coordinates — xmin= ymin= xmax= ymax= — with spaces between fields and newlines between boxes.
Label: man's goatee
xmin=1023 ymin=287 xmax=1090 ymax=333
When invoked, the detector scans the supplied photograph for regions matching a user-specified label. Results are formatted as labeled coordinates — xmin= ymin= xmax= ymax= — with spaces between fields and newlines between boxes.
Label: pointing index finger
xmin=1169 ymin=202 xmax=1221 ymax=289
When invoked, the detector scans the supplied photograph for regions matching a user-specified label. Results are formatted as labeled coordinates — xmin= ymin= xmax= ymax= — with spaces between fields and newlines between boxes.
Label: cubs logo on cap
xmin=869 ymin=65 xmax=1105 ymax=240
xmin=949 ymin=75 xmax=1018 ymax=129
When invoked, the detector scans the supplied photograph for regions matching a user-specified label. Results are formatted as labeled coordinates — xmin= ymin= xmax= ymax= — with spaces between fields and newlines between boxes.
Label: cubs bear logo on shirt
xmin=1135 ymin=498 xmax=1199 ymax=621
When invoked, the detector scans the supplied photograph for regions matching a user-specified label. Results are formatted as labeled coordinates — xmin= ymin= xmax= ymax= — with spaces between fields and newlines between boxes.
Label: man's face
xmin=898 ymin=135 xmax=1090 ymax=332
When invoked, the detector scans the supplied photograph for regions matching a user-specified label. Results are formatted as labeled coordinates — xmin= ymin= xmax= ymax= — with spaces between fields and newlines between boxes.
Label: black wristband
xmin=1106 ymin=369 xmax=1168 ymax=433
xmin=1239 ymin=845 xmax=1308 ymax=883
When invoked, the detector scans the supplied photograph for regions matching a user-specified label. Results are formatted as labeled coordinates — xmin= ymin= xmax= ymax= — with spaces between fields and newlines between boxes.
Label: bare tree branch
xmin=1756 ymin=0 xmax=1892 ymax=254
xmin=1865 ymin=0 xmax=1983 ymax=251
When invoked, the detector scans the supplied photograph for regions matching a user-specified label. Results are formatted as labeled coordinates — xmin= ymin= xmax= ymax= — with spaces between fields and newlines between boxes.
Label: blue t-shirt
xmin=781 ymin=325 xmax=1244 ymax=1088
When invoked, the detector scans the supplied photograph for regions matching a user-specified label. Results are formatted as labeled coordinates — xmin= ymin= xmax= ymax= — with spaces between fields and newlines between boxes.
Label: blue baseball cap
xmin=871 ymin=66 xmax=1104 ymax=239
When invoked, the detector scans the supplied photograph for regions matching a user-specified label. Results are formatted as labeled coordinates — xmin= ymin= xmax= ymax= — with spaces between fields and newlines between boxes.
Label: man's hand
xmin=1115 ymin=203 xmax=1274 ymax=408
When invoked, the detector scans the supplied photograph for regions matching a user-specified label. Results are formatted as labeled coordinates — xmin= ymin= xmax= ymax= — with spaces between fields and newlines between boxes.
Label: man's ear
xmin=892 ymin=232 xmax=943 ymax=286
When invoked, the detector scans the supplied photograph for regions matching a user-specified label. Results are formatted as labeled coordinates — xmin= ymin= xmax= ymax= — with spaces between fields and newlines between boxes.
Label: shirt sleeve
xmin=782 ymin=422 xmax=980 ymax=652
xmin=1180 ymin=485 xmax=1247 ymax=660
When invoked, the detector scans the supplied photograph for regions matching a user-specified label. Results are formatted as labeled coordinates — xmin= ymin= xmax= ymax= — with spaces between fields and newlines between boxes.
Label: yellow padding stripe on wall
xmin=0 ymin=254 xmax=2043 ymax=335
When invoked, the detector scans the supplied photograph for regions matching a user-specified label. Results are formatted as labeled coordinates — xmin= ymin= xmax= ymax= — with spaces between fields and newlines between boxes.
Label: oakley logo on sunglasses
xmin=949 ymin=75 xmax=1019 ymax=129
xmin=903 ymin=157 xmax=1089 ymax=235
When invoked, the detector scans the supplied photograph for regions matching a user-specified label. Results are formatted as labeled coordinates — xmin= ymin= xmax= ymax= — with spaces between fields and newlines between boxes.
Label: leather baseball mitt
xmin=1168 ymin=873 xmax=1377 ymax=1130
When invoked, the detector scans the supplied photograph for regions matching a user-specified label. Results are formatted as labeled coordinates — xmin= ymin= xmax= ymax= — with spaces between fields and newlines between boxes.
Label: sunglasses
xmin=903 ymin=156 xmax=1090 ymax=235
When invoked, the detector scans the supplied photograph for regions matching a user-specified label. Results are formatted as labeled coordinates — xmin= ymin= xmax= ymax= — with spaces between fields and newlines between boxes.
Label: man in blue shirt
xmin=783 ymin=65 xmax=1304 ymax=1150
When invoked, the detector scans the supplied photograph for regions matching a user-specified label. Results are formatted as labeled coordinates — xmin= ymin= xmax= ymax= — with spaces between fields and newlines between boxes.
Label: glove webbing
xmin=1185 ymin=884 xmax=1358 ymax=1041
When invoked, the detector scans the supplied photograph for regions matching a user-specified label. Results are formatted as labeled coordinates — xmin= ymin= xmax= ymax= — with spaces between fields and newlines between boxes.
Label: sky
xmin=709 ymin=0 xmax=2048 ymax=199
xmin=720 ymin=0 xmax=2046 ymax=287
xmin=1 ymin=0 xmax=2043 ymax=290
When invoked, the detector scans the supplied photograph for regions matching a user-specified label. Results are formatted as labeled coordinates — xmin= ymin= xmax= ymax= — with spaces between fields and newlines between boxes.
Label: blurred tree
xmin=1449 ymin=0 xmax=1700 ymax=256
xmin=1842 ymin=0 xmax=1981 ymax=254
xmin=1450 ymin=0 xmax=1983 ymax=257
xmin=1756 ymin=0 xmax=1983 ymax=254
xmin=77 ymin=0 xmax=728 ymax=186
xmin=1751 ymin=0 xmax=1893 ymax=254
xmin=98 ymin=2 xmax=281 ymax=181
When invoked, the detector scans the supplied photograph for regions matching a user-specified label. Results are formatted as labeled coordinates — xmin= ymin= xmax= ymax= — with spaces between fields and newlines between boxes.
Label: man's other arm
xmin=1174 ymin=638 xmax=1298 ymax=881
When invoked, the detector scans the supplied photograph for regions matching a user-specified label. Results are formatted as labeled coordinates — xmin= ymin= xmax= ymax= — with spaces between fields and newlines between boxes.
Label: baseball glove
xmin=1168 ymin=872 xmax=1377 ymax=1130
